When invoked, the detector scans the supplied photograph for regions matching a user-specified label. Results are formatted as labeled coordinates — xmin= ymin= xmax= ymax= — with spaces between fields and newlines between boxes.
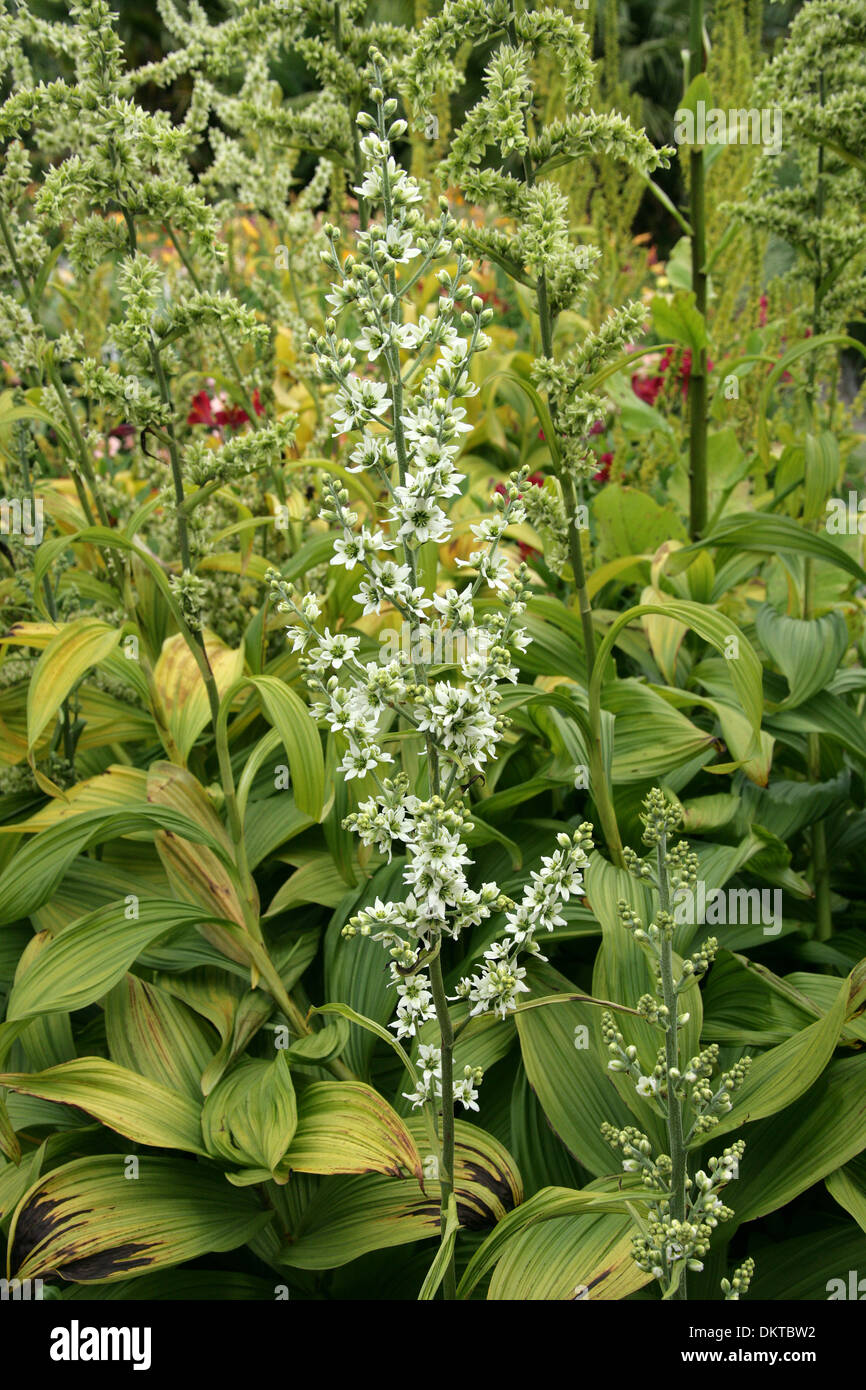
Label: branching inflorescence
xmin=270 ymin=65 xmax=594 ymax=1286
xmin=603 ymin=788 xmax=755 ymax=1300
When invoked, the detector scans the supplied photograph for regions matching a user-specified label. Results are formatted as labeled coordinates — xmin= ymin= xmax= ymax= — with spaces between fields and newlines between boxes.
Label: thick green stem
xmin=807 ymin=74 xmax=826 ymax=419
xmin=559 ymin=469 xmax=595 ymax=666
xmin=513 ymin=113 xmax=625 ymax=859
xmin=429 ymin=950 xmax=457 ymax=1301
xmin=657 ymin=836 xmax=688 ymax=1299
xmin=687 ymin=0 xmax=708 ymax=540
xmin=804 ymin=557 xmax=832 ymax=939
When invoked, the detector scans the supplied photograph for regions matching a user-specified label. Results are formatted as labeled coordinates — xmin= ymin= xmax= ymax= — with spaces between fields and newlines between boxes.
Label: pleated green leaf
xmin=756 ymin=604 xmax=849 ymax=708
xmin=469 ymin=1189 xmax=659 ymax=1301
xmin=0 ymin=1059 xmax=206 ymax=1154
xmin=202 ymin=1053 xmax=297 ymax=1178
xmin=703 ymin=962 xmax=862 ymax=1142
xmin=279 ymin=1118 xmax=521 ymax=1269
xmin=418 ymin=1194 xmax=459 ymax=1301
xmin=724 ymin=1055 xmax=866 ymax=1223
xmin=826 ymin=1153 xmax=866 ymax=1234
xmin=247 ymin=675 xmax=325 ymax=820
xmin=0 ymin=806 xmax=235 ymax=927
xmin=6 ymin=899 xmax=237 ymax=1020
xmin=27 ymin=618 xmax=123 ymax=751
xmin=8 ymin=1155 xmax=268 ymax=1283
xmin=105 ymin=975 xmax=217 ymax=1103
xmin=679 ymin=511 xmax=866 ymax=586
xmin=516 ymin=959 xmax=658 ymax=1175
xmin=591 ymin=599 xmax=763 ymax=735
xmin=281 ymin=1081 xmax=423 ymax=1181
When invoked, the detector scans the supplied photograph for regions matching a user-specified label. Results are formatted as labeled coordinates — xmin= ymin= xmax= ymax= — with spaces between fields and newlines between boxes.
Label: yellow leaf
xmin=153 ymin=630 xmax=245 ymax=761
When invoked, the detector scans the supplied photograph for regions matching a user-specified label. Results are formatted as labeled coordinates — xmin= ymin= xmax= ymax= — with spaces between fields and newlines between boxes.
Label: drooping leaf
xmin=722 ymin=1055 xmax=866 ymax=1223
xmin=701 ymin=962 xmax=865 ymax=1142
xmin=105 ymin=975 xmax=217 ymax=1103
xmin=8 ymin=1156 xmax=268 ymax=1283
xmin=152 ymin=630 xmax=245 ymax=761
xmin=27 ymin=618 xmax=123 ymax=752
xmin=0 ymin=806 xmax=235 ymax=927
xmin=755 ymin=604 xmax=849 ymax=708
xmin=0 ymin=1059 xmax=206 ymax=1154
xmin=5 ymin=899 xmax=234 ymax=1021
xmin=245 ymin=675 xmax=325 ymax=820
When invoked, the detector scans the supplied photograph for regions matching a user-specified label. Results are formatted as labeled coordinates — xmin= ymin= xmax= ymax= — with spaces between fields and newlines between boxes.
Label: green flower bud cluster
xmin=732 ymin=0 xmax=866 ymax=336
xmin=401 ymin=0 xmax=671 ymax=511
xmin=640 ymin=786 xmax=683 ymax=847
xmin=721 ymin=1257 xmax=756 ymax=1301
xmin=169 ymin=570 xmax=208 ymax=632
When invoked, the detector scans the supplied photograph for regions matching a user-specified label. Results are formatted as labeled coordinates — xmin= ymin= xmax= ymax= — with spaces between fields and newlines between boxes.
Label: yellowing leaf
xmin=153 ymin=630 xmax=245 ymax=761
xmin=8 ymin=1156 xmax=268 ymax=1283
xmin=0 ymin=1058 xmax=206 ymax=1154
xmin=27 ymin=618 xmax=123 ymax=750
xmin=281 ymin=1081 xmax=423 ymax=1181
xmin=147 ymin=763 xmax=256 ymax=963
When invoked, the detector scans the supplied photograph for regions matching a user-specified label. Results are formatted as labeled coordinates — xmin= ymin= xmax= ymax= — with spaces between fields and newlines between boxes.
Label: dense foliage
xmin=0 ymin=0 xmax=865 ymax=1303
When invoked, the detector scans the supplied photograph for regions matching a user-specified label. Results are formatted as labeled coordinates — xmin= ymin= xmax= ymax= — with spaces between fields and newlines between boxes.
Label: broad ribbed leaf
xmin=279 ymin=1119 xmax=520 ymax=1269
xmin=281 ymin=1081 xmax=422 ymax=1181
xmin=248 ymin=675 xmax=325 ymax=820
xmin=27 ymin=618 xmax=123 ymax=751
xmin=516 ymin=960 xmax=656 ymax=1175
xmin=681 ymin=511 xmax=866 ymax=585
xmin=0 ymin=1059 xmax=205 ymax=1154
xmin=590 ymin=599 xmax=763 ymax=735
xmin=457 ymin=1184 xmax=655 ymax=1301
xmin=0 ymin=806 xmax=234 ymax=926
xmin=723 ymin=1055 xmax=866 ymax=1223
xmin=202 ymin=1053 xmax=297 ymax=1178
xmin=703 ymin=963 xmax=862 ymax=1142
xmin=6 ymin=899 xmax=236 ymax=1020
xmin=153 ymin=631 xmax=245 ymax=761
xmin=105 ymin=975 xmax=217 ymax=1103
xmin=756 ymin=605 xmax=848 ymax=708
xmin=8 ymin=1156 xmax=268 ymax=1283
xmin=826 ymin=1153 xmax=866 ymax=1234
xmin=147 ymin=763 xmax=255 ymax=965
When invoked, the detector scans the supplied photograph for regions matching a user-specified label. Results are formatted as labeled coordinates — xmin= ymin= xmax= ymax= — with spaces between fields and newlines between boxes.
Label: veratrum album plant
xmin=0 ymin=0 xmax=864 ymax=1312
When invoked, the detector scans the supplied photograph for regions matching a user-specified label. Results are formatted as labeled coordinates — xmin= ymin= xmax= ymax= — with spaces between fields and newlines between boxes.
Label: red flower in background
xmin=632 ymin=348 xmax=714 ymax=405
xmin=632 ymin=370 xmax=665 ymax=406
xmin=187 ymin=388 xmax=264 ymax=430
xmin=593 ymin=452 xmax=614 ymax=483
xmin=494 ymin=472 xmax=544 ymax=503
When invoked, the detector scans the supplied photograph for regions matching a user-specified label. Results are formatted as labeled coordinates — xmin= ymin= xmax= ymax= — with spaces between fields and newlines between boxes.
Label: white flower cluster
xmin=404 ymin=1045 xmax=484 ymax=1113
xmin=270 ymin=67 xmax=593 ymax=1109
xmin=454 ymin=828 xmax=592 ymax=1019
